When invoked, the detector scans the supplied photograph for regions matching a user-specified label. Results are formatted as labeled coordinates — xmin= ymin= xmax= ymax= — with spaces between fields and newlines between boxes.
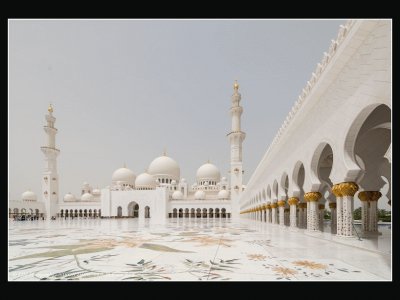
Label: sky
xmin=12 ymin=18 xmax=381 ymax=207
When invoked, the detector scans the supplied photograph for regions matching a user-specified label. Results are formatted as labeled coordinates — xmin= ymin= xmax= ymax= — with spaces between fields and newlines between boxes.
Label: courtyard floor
xmin=8 ymin=218 xmax=391 ymax=281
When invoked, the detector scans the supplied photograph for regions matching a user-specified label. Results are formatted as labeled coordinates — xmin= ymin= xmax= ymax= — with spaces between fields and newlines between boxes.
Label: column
xmin=271 ymin=203 xmax=278 ymax=224
xmin=278 ymin=200 xmax=285 ymax=226
xmin=332 ymin=182 xmax=359 ymax=237
xmin=298 ymin=203 xmax=305 ymax=228
xmin=319 ymin=204 xmax=325 ymax=231
xmin=304 ymin=192 xmax=321 ymax=232
xmin=369 ymin=192 xmax=381 ymax=233
xmin=358 ymin=192 xmax=370 ymax=233
xmin=358 ymin=191 xmax=382 ymax=234
xmin=288 ymin=197 xmax=299 ymax=229
xmin=266 ymin=204 xmax=271 ymax=223
xmin=284 ymin=209 xmax=290 ymax=226
xmin=329 ymin=202 xmax=337 ymax=234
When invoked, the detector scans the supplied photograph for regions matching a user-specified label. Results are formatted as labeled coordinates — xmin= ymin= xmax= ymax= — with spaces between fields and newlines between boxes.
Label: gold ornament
xmin=288 ymin=197 xmax=299 ymax=205
xmin=277 ymin=200 xmax=286 ymax=207
xmin=304 ymin=192 xmax=322 ymax=202
xmin=358 ymin=191 xmax=382 ymax=202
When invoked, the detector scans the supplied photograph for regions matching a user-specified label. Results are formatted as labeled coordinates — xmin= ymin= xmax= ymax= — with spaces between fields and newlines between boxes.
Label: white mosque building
xmin=10 ymin=19 xmax=390 ymax=241
xmin=10 ymin=81 xmax=246 ymax=220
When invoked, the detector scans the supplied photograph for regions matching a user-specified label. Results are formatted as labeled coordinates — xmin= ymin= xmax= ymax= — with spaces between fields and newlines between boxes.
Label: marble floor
xmin=8 ymin=218 xmax=391 ymax=281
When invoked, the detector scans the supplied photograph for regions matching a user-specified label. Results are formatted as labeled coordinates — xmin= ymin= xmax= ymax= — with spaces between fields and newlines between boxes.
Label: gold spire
xmin=163 ymin=148 xmax=167 ymax=156
xmin=233 ymin=80 xmax=239 ymax=92
xmin=123 ymin=162 xmax=126 ymax=168
xmin=207 ymin=158 xmax=210 ymax=163
xmin=48 ymin=103 xmax=53 ymax=113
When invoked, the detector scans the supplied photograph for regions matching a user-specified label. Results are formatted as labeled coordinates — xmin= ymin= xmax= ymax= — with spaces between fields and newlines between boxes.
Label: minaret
xmin=41 ymin=104 xmax=60 ymax=218
xmin=227 ymin=80 xmax=246 ymax=218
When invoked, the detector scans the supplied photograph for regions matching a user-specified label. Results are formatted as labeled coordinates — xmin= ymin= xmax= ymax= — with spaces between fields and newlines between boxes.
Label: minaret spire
xmin=227 ymin=80 xmax=246 ymax=219
xmin=41 ymin=104 xmax=60 ymax=219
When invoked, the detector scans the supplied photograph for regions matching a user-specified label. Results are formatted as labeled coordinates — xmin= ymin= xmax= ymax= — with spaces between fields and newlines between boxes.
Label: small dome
xmin=63 ymin=193 xmax=76 ymax=202
xmin=194 ymin=190 xmax=206 ymax=200
xmin=172 ymin=190 xmax=184 ymax=200
xmin=218 ymin=190 xmax=229 ymax=200
xmin=171 ymin=180 xmax=177 ymax=185
xmin=135 ymin=173 xmax=157 ymax=189
xmin=204 ymin=181 xmax=209 ymax=186
xmin=81 ymin=193 xmax=93 ymax=201
xmin=148 ymin=155 xmax=180 ymax=180
xmin=196 ymin=163 xmax=221 ymax=182
xmin=22 ymin=190 xmax=37 ymax=201
xmin=112 ymin=167 xmax=136 ymax=186
xmin=221 ymin=177 xmax=227 ymax=182
xmin=180 ymin=178 xmax=186 ymax=183
xmin=92 ymin=189 xmax=100 ymax=195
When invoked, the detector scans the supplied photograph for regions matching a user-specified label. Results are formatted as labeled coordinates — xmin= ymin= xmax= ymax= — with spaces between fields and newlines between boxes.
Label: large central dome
xmin=148 ymin=155 xmax=180 ymax=180
xmin=196 ymin=162 xmax=221 ymax=182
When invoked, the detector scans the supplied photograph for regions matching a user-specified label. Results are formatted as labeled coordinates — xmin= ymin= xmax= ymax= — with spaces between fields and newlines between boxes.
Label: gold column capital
xmin=284 ymin=208 xmax=290 ymax=212
xmin=332 ymin=182 xmax=358 ymax=197
xmin=328 ymin=202 xmax=336 ymax=209
xmin=271 ymin=203 xmax=277 ymax=209
xmin=288 ymin=197 xmax=299 ymax=205
xmin=298 ymin=202 xmax=307 ymax=208
xmin=318 ymin=204 xmax=325 ymax=210
xmin=304 ymin=192 xmax=322 ymax=202
xmin=266 ymin=204 xmax=271 ymax=209
xmin=277 ymin=200 xmax=286 ymax=207
xmin=358 ymin=191 xmax=382 ymax=202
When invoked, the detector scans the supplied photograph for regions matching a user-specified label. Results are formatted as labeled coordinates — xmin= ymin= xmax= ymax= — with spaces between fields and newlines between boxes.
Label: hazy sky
xmin=10 ymin=19 xmax=350 ymax=203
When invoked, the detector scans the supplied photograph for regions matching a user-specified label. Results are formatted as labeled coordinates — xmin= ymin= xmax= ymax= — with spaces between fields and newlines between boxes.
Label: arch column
xmin=298 ymin=202 xmax=306 ymax=228
xmin=318 ymin=204 xmax=325 ymax=231
xmin=271 ymin=203 xmax=278 ymax=224
xmin=304 ymin=192 xmax=321 ymax=232
xmin=329 ymin=202 xmax=337 ymax=234
xmin=332 ymin=182 xmax=359 ymax=237
xmin=266 ymin=204 xmax=271 ymax=223
xmin=288 ymin=197 xmax=299 ymax=229
xmin=278 ymin=200 xmax=286 ymax=226
xmin=284 ymin=209 xmax=290 ymax=226
xmin=358 ymin=191 xmax=382 ymax=234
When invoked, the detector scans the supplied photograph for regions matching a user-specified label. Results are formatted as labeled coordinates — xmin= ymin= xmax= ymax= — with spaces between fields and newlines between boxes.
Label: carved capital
xmin=266 ymin=204 xmax=271 ymax=209
xmin=277 ymin=200 xmax=286 ymax=207
xmin=332 ymin=182 xmax=358 ymax=197
xmin=340 ymin=182 xmax=359 ymax=196
xmin=331 ymin=184 xmax=342 ymax=197
xmin=298 ymin=202 xmax=307 ymax=209
xmin=288 ymin=197 xmax=299 ymax=205
xmin=270 ymin=203 xmax=277 ymax=209
xmin=304 ymin=192 xmax=322 ymax=202
xmin=328 ymin=202 xmax=336 ymax=209
xmin=318 ymin=204 xmax=325 ymax=210
xmin=358 ymin=191 xmax=382 ymax=202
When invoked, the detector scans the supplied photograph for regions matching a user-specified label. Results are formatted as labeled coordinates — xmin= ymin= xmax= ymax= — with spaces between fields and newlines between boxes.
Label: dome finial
xmin=123 ymin=162 xmax=126 ymax=168
xmin=163 ymin=147 xmax=167 ymax=156
xmin=233 ymin=80 xmax=239 ymax=92
xmin=48 ymin=103 xmax=53 ymax=113
xmin=207 ymin=158 xmax=210 ymax=163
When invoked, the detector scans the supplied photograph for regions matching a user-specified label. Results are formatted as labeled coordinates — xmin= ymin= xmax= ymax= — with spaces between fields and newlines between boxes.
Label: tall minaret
xmin=227 ymin=80 xmax=246 ymax=218
xmin=41 ymin=104 xmax=60 ymax=218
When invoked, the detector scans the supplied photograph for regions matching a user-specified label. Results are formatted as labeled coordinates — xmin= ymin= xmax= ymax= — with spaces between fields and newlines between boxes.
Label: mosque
xmin=10 ymin=20 xmax=391 ymax=241
xmin=9 ymin=81 xmax=246 ymax=220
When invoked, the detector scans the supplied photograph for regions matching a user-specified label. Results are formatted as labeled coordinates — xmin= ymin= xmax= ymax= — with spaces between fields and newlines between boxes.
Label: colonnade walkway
xmin=9 ymin=218 xmax=390 ymax=280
